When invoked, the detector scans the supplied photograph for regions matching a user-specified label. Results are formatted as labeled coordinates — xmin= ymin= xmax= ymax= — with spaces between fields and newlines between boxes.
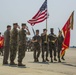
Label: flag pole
xmin=46 ymin=18 xmax=48 ymax=42
xmin=46 ymin=0 xmax=48 ymax=42
xmin=32 ymin=26 xmax=35 ymax=36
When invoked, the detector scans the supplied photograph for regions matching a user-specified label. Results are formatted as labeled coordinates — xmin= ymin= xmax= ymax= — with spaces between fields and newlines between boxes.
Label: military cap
xmin=13 ymin=23 xmax=18 ymax=26
xmin=22 ymin=23 xmax=26 ymax=26
xmin=36 ymin=30 xmax=39 ymax=32
xmin=43 ymin=28 xmax=47 ymax=31
xmin=7 ymin=25 xmax=11 ymax=28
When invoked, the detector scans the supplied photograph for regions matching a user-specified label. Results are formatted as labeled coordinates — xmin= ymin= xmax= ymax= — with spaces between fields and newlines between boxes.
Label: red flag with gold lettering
xmin=61 ymin=11 xmax=74 ymax=56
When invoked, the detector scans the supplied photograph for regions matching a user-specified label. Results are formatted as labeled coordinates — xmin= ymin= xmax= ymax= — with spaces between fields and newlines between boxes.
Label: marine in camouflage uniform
xmin=32 ymin=30 xmax=41 ymax=62
xmin=3 ymin=25 xmax=11 ymax=65
xmin=10 ymin=23 xmax=19 ymax=65
xmin=41 ymin=29 xmax=49 ymax=62
xmin=48 ymin=28 xmax=57 ymax=62
xmin=18 ymin=23 xmax=30 ymax=66
xmin=57 ymin=30 xmax=64 ymax=62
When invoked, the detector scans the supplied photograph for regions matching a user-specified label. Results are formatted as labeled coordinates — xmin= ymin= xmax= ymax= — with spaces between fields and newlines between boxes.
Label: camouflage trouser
xmin=3 ymin=46 xmax=10 ymax=63
xmin=33 ymin=44 xmax=40 ymax=59
xmin=18 ymin=44 xmax=26 ymax=63
xmin=58 ymin=45 xmax=62 ymax=59
xmin=49 ymin=44 xmax=56 ymax=58
xmin=42 ymin=43 xmax=48 ymax=59
xmin=10 ymin=44 xmax=17 ymax=62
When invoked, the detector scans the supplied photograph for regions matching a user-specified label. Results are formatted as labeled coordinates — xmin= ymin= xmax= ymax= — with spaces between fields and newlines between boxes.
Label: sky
xmin=0 ymin=0 xmax=76 ymax=46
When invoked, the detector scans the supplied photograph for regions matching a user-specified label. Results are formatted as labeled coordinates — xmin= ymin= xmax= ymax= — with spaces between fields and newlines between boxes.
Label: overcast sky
xmin=0 ymin=0 xmax=76 ymax=46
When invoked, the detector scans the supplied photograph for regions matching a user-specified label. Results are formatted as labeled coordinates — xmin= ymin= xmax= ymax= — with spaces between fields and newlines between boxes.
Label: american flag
xmin=27 ymin=0 xmax=48 ymax=26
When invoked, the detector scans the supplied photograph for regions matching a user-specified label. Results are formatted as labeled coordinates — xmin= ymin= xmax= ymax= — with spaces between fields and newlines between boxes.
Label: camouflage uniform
xmin=3 ymin=29 xmax=10 ymax=64
xmin=41 ymin=34 xmax=49 ymax=62
xmin=18 ymin=28 xmax=26 ymax=64
xmin=10 ymin=28 xmax=18 ymax=63
xmin=33 ymin=35 xmax=41 ymax=62
xmin=57 ymin=34 xmax=64 ymax=62
xmin=48 ymin=32 xmax=57 ymax=62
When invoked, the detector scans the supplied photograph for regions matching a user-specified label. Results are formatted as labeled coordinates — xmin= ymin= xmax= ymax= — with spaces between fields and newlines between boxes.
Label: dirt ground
xmin=0 ymin=48 xmax=76 ymax=75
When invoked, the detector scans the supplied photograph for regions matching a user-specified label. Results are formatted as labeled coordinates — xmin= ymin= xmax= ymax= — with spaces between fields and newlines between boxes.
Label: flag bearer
xmin=41 ymin=29 xmax=49 ymax=62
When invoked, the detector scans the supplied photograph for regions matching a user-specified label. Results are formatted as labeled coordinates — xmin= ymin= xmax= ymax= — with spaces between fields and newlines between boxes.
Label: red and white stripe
xmin=28 ymin=9 xmax=47 ymax=26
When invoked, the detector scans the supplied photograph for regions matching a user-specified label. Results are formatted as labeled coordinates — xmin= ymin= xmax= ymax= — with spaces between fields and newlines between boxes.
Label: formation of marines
xmin=1 ymin=23 xmax=65 ymax=67
xmin=32 ymin=28 xmax=64 ymax=63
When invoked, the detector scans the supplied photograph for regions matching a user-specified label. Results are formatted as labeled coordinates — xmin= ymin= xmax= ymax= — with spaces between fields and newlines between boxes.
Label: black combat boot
xmin=61 ymin=56 xmax=65 ymax=60
xmin=10 ymin=61 xmax=17 ymax=65
xmin=58 ymin=58 xmax=61 ymax=62
xmin=18 ymin=62 xmax=25 ymax=66
xmin=36 ymin=58 xmax=39 ymax=62
xmin=54 ymin=57 xmax=57 ymax=61
xmin=46 ymin=58 xmax=49 ymax=61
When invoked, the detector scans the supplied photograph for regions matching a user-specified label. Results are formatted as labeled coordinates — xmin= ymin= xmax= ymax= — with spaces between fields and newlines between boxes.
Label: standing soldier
xmin=18 ymin=23 xmax=30 ymax=66
xmin=57 ymin=30 xmax=64 ymax=62
xmin=48 ymin=28 xmax=57 ymax=62
xmin=3 ymin=25 xmax=11 ymax=65
xmin=10 ymin=23 xmax=19 ymax=65
xmin=41 ymin=29 xmax=49 ymax=62
xmin=32 ymin=30 xmax=41 ymax=62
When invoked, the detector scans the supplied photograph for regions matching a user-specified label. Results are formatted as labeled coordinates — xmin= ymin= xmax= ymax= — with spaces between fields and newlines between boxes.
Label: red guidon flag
xmin=61 ymin=11 xmax=74 ymax=56
xmin=27 ymin=0 xmax=48 ymax=26
xmin=0 ymin=36 xmax=4 ymax=48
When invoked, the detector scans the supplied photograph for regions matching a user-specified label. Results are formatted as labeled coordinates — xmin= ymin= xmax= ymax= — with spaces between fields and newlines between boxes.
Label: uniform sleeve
xmin=18 ymin=29 xmax=26 ymax=44
xmin=18 ymin=30 xmax=21 ymax=41
xmin=4 ymin=31 xmax=6 ymax=41
xmin=32 ymin=36 xmax=35 ymax=41
xmin=4 ymin=31 xmax=9 ymax=41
